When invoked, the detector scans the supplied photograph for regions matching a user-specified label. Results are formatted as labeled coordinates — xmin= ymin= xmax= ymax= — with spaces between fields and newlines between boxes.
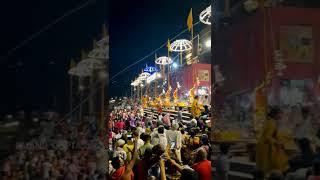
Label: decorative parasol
xmin=138 ymin=72 xmax=151 ymax=81
xmin=170 ymin=39 xmax=192 ymax=52
xmin=155 ymin=56 xmax=173 ymax=65
xmin=170 ymin=39 xmax=192 ymax=65
xmin=199 ymin=5 xmax=212 ymax=25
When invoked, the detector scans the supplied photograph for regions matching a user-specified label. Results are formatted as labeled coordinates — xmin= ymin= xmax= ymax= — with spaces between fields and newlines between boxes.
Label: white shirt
xmin=165 ymin=130 xmax=182 ymax=150
xmin=151 ymin=134 xmax=167 ymax=150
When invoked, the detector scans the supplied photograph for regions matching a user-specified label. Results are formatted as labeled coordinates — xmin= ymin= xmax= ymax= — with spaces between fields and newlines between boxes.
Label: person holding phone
xmin=111 ymin=133 xmax=139 ymax=180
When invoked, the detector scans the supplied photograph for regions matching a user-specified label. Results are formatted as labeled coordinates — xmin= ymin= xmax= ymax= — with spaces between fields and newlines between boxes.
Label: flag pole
xmin=167 ymin=44 xmax=170 ymax=90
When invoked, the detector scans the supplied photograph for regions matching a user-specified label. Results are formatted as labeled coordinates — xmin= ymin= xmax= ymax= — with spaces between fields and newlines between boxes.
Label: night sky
xmin=109 ymin=0 xmax=210 ymax=97
xmin=0 ymin=0 xmax=107 ymax=114
xmin=0 ymin=0 xmax=210 ymax=114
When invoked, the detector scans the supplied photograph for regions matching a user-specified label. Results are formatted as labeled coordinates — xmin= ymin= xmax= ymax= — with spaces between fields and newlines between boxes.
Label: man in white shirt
xmin=166 ymin=123 xmax=182 ymax=162
xmin=151 ymin=126 xmax=167 ymax=150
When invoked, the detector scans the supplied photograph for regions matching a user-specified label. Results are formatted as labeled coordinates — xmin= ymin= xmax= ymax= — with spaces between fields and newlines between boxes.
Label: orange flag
xmin=167 ymin=39 xmax=172 ymax=52
xmin=187 ymin=8 xmax=193 ymax=31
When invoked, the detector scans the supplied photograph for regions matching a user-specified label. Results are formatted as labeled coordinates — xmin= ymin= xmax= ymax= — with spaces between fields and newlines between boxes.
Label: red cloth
xmin=111 ymin=166 xmax=125 ymax=180
xmin=192 ymin=160 xmax=212 ymax=180
xmin=111 ymin=166 xmax=134 ymax=180
xmin=118 ymin=121 xmax=125 ymax=130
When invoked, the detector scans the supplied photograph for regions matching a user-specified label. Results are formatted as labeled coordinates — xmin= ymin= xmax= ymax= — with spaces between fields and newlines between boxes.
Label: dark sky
xmin=0 ymin=0 xmax=210 ymax=114
xmin=109 ymin=0 xmax=210 ymax=97
xmin=0 ymin=0 xmax=107 ymax=114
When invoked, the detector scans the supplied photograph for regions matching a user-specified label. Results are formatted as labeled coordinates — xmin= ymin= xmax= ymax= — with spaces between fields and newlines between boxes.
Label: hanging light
xmin=199 ymin=5 xmax=212 ymax=25
xmin=170 ymin=39 xmax=192 ymax=52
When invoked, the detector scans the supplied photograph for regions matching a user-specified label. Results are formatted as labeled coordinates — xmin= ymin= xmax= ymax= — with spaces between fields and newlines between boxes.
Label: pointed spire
xmin=102 ymin=24 xmax=108 ymax=37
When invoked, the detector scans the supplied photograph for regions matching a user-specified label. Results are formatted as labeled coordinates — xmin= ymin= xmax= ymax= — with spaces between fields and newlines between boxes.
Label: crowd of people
xmin=3 ymin=96 xmax=320 ymax=180
xmin=1 ymin=114 xmax=109 ymax=180
xmin=108 ymin=99 xmax=212 ymax=180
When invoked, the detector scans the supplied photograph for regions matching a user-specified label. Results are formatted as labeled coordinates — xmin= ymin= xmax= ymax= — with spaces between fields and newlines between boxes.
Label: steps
xmin=212 ymin=157 xmax=256 ymax=180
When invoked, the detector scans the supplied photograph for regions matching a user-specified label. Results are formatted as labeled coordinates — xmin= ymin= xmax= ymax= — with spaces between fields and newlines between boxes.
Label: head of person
xmin=181 ymin=169 xmax=199 ymax=180
xmin=267 ymin=107 xmax=282 ymax=120
xmin=194 ymin=148 xmax=207 ymax=163
xmin=268 ymin=170 xmax=283 ymax=180
xmin=152 ymin=144 xmax=165 ymax=159
xmin=172 ymin=122 xmax=179 ymax=131
xmin=143 ymin=148 xmax=153 ymax=160
xmin=194 ymin=95 xmax=199 ymax=100
xmin=179 ymin=106 xmax=183 ymax=111
xmin=201 ymin=134 xmax=209 ymax=145
xmin=158 ymin=126 xmax=165 ymax=134
xmin=111 ymin=156 xmax=124 ymax=170
xmin=144 ymin=134 xmax=151 ymax=143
